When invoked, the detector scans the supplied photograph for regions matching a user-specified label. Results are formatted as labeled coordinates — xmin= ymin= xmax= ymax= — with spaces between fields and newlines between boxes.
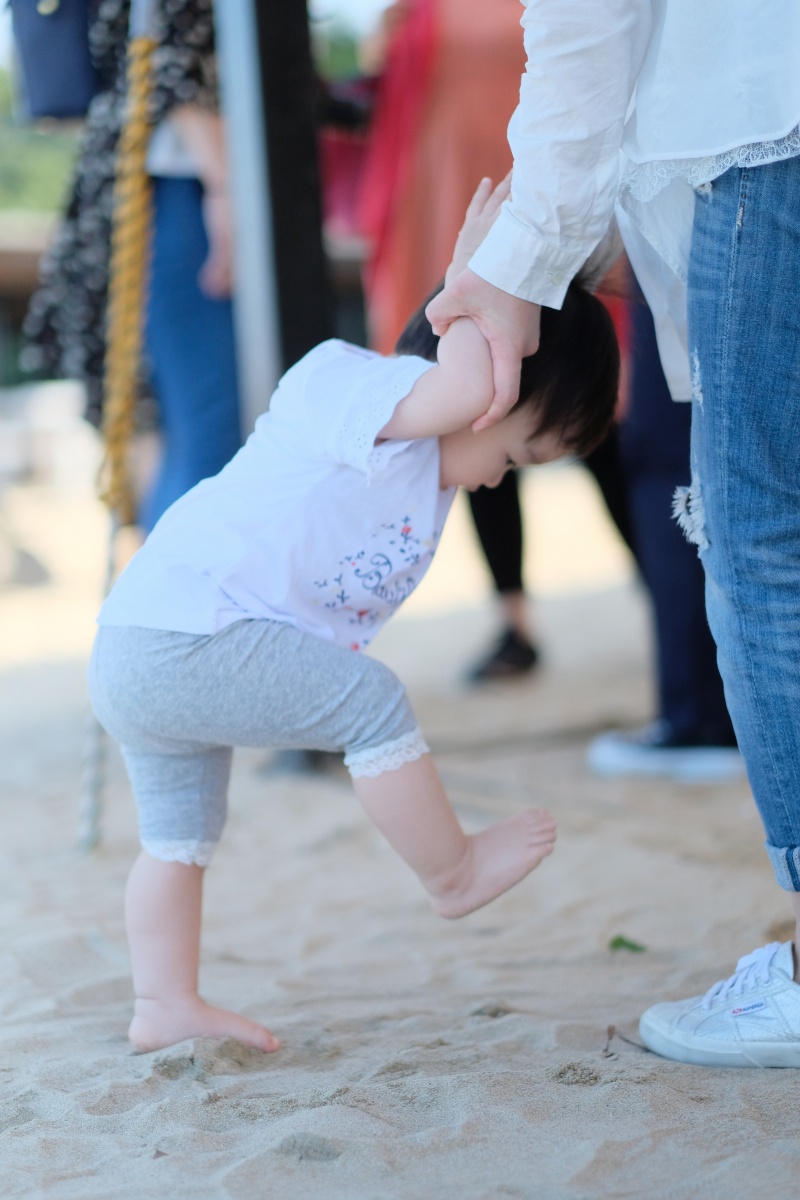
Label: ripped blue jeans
xmin=687 ymin=155 xmax=800 ymax=890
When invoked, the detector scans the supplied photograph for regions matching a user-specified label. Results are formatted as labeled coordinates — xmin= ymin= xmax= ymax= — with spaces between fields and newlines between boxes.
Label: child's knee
xmin=123 ymin=745 xmax=232 ymax=867
xmin=344 ymin=726 xmax=429 ymax=778
xmin=342 ymin=660 xmax=427 ymax=777
xmin=352 ymin=659 xmax=416 ymax=741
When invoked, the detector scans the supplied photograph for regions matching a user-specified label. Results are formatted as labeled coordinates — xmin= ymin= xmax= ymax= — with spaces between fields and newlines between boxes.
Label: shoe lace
xmin=701 ymin=942 xmax=781 ymax=1010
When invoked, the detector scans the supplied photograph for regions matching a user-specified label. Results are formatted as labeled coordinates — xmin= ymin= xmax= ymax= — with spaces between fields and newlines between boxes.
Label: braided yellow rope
xmin=99 ymin=36 xmax=157 ymax=527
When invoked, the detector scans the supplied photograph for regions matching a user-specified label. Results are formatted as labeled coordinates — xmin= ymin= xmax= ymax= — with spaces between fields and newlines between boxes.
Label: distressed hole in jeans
xmin=672 ymin=477 xmax=709 ymax=550
xmin=690 ymin=351 xmax=704 ymax=407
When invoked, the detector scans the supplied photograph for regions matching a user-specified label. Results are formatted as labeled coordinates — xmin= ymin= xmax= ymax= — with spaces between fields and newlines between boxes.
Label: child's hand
xmin=445 ymin=174 xmax=512 ymax=284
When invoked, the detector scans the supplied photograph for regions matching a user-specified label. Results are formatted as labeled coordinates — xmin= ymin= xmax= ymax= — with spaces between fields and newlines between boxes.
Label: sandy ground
xmin=0 ymin=388 xmax=797 ymax=1199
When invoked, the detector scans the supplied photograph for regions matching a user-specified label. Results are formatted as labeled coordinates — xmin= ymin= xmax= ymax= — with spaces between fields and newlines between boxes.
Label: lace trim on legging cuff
xmin=142 ymin=839 xmax=218 ymax=867
xmin=345 ymin=728 xmax=429 ymax=778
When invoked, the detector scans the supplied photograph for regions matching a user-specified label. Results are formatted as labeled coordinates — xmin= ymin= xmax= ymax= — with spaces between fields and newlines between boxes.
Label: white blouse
xmin=99 ymin=342 xmax=454 ymax=652
xmin=469 ymin=0 xmax=800 ymax=397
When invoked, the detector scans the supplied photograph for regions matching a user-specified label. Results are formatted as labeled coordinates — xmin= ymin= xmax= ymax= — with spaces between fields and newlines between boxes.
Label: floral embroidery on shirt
xmin=312 ymin=513 xmax=442 ymax=648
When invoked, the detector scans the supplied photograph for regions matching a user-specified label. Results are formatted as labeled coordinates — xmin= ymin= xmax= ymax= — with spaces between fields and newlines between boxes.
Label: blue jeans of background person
xmin=688 ymin=156 xmax=800 ymax=891
xmin=620 ymin=297 xmax=735 ymax=746
xmin=141 ymin=176 xmax=242 ymax=532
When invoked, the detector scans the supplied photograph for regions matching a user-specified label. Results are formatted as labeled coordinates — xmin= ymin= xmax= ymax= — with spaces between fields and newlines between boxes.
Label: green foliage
xmin=0 ymin=69 xmax=79 ymax=212
xmin=0 ymin=69 xmax=14 ymax=119
xmin=608 ymin=934 xmax=647 ymax=954
xmin=311 ymin=28 xmax=360 ymax=81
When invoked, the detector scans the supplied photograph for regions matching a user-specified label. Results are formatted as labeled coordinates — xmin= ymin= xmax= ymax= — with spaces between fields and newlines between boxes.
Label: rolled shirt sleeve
xmin=469 ymin=0 xmax=651 ymax=308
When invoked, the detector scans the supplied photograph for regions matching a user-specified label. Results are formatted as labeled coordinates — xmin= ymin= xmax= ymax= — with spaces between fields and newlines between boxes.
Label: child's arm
xmin=378 ymin=176 xmax=511 ymax=441
xmin=378 ymin=315 xmax=494 ymax=440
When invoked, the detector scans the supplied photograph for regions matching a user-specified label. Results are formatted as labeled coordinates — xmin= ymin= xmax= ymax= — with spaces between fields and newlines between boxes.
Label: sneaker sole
xmin=639 ymin=1013 xmax=800 ymax=1067
xmin=588 ymin=741 xmax=745 ymax=784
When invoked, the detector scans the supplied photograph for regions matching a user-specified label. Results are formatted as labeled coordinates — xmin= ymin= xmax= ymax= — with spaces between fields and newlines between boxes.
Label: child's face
xmin=438 ymin=408 xmax=566 ymax=491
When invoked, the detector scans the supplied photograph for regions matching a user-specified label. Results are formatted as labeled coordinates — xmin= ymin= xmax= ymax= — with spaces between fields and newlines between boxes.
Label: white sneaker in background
xmin=640 ymin=942 xmax=800 ymax=1067
xmin=587 ymin=720 xmax=745 ymax=783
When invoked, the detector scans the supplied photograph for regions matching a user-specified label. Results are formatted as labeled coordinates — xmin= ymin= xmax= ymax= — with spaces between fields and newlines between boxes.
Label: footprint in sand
xmin=471 ymin=1003 xmax=512 ymax=1019
xmin=149 ymin=1037 xmax=272 ymax=1081
xmin=552 ymin=1062 xmax=601 ymax=1086
xmin=275 ymin=1133 xmax=342 ymax=1162
xmin=368 ymin=1059 xmax=420 ymax=1081
xmin=0 ymin=1098 xmax=36 ymax=1133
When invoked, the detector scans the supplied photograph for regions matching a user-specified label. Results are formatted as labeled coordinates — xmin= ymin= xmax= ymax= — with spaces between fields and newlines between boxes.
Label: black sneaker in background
xmin=467 ymin=628 xmax=540 ymax=684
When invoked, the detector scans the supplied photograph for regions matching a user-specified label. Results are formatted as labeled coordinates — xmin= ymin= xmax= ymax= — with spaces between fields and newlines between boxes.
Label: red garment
xmin=358 ymin=0 xmax=438 ymax=296
xmin=359 ymin=0 xmax=526 ymax=353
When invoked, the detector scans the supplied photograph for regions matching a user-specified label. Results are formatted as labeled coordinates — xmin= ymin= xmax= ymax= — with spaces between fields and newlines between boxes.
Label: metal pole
xmin=77 ymin=513 xmax=118 ymax=852
xmin=214 ymin=0 xmax=283 ymax=433
xmin=216 ymin=0 xmax=333 ymax=436
xmin=252 ymin=0 xmax=334 ymax=367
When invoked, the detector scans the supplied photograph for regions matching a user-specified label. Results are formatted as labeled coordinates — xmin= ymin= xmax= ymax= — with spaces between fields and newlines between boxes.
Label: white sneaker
xmin=587 ymin=721 xmax=745 ymax=784
xmin=640 ymin=942 xmax=800 ymax=1067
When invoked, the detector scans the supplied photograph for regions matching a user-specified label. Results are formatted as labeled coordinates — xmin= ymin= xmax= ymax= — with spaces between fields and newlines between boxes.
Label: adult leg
xmin=687 ymin=161 xmax=800 ymax=897
xmin=468 ymin=472 xmax=525 ymax=597
xmin=582 ymin=425 xmax=636 ymax=559
xmin=586 ymin=300 xmax=741 ymax=781
xmin=623 ymin=299 xmax=733 ymax=744
xmin=141 ymin=177 xmax=242 ymax=531
xmin=466 ymin=472 xmax=539 ymax=680
xmin=640 ymin=159 xmax=800 ymax=1066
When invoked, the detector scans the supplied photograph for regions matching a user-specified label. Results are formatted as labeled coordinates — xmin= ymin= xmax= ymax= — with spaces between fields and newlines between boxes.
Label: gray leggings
xmin=88 ymin=621 xmax=426 ymax=866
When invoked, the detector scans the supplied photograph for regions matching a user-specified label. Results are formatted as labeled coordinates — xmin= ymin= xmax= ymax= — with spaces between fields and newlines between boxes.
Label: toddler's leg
xmin=125 ymin=851 xmax=280 ymax=1053
xmin=117 ymin=740 xmax=278 ymax=1053
xmin=352 ymin=753 xmax=555 ymax=918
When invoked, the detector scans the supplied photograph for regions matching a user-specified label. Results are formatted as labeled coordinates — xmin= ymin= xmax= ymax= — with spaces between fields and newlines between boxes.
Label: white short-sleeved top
xmin=99 ymin=341 xmax=454 ymax=651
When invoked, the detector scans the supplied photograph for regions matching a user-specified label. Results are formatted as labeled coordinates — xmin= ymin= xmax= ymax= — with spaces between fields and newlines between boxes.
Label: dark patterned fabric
xmin=22 ymin=0 xmax=218 ymax=426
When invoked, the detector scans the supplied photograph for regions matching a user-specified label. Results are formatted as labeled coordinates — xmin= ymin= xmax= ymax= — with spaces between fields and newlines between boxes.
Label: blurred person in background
xmin=22 ymin=0 xmax=240 ymax=533
xmin=587 ymin=278 xmax=742 ymax=783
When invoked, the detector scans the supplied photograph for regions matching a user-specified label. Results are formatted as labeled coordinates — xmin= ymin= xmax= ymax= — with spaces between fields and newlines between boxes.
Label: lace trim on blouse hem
xmin=345 ymin=728 xmax=429 ymax=777
xmin=622 ymin=126 xmax=800 ymax=203
xmin=142 ymin=839 xmax=218 ymax=867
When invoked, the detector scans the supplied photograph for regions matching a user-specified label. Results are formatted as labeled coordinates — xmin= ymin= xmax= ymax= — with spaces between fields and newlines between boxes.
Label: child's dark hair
xmin=394 ymin=279 xmax=619 ymax=457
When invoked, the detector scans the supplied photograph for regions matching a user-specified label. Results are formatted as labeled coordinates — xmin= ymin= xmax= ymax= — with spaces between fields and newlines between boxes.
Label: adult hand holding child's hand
xmin=429 ymin=175 xmax=541 ymax=432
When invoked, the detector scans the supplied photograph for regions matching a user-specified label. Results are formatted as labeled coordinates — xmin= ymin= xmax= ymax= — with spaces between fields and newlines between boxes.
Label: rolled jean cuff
xmin=766 ymin=843 xmax=800 ymax=892
xmin=142 ymin=839 xmax=218 ymax=867
xmin=345 ymin=727 xmax=429 ymax=778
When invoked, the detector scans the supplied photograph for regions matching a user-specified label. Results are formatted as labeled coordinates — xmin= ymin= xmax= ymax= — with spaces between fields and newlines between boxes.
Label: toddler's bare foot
xmin=427 ymin=808 xmax=556 ymax=919
xmin=129 ymin=995 xmax=280 ymax=1054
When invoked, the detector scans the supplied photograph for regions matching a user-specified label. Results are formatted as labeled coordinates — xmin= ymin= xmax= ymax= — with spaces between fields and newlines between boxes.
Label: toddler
xmin=89 ymin=180 xmax=619 ymax=1053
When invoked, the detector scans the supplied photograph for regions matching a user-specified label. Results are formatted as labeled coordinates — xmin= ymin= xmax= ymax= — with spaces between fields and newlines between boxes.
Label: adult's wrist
xmin=469 ymin=209 xmax=593 ymax=310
